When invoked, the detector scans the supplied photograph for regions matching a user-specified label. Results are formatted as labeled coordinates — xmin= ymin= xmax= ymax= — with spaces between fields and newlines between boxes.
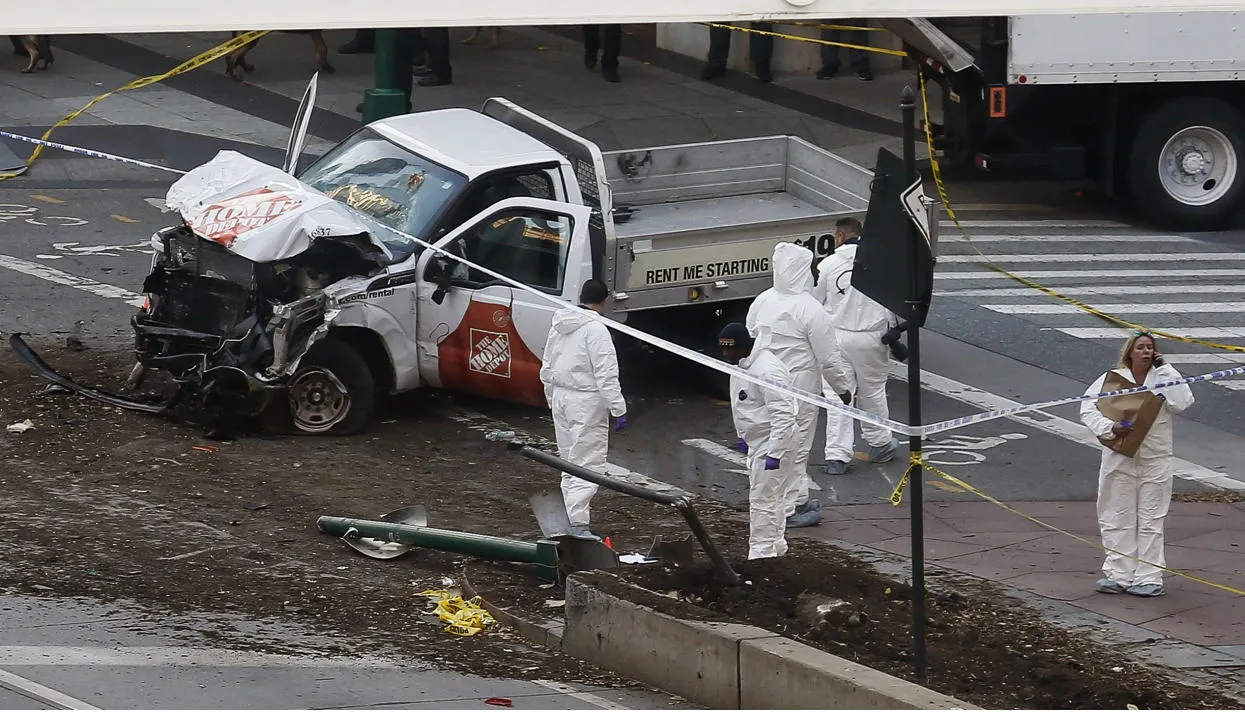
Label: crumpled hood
xmin=551 ymin=306 xmax=595 ymax=334
xmin=166 ymin=150 xmax=389 ymax=263
xmin=771 ymin=241 xmax=814 ymax=295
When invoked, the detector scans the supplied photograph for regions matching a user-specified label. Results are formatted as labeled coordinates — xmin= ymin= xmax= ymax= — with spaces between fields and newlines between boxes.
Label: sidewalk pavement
xmin=799 ymin=499 xmax=1245 ymax=699
xmin=4 ymin=22 xmax=1240 ymax=700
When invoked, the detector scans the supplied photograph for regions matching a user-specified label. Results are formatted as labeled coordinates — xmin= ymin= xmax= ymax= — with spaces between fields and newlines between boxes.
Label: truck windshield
xmin=300 ymin=128 xmax=466 ymax=262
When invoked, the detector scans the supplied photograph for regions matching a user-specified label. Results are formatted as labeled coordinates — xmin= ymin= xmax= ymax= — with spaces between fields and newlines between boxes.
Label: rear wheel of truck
xmin=284 ymin=339 xmax=375 ymax=435
xmin=1128 ymin=97 xmax=1245 ymax=230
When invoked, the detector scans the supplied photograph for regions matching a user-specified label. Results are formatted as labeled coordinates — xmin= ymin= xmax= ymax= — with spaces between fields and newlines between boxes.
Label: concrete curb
xmin=460 ymin=567 xmax=565 ymax=651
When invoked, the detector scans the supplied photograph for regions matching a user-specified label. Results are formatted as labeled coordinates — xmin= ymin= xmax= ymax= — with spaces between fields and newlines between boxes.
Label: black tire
xmin=280 ymin=338 xmax=375 ymax=435
xmin=1127 ymin=97 xmax=1245 ymax=230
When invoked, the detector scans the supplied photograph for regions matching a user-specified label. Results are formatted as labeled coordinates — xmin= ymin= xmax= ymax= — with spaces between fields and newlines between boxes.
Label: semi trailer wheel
xmin=1128 ymin=97 xmax=1245 ymax=230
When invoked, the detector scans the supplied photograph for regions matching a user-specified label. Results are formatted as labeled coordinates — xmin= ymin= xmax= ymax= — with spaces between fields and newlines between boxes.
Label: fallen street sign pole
xmin=900 ymin=84 xmax=928 ymax=680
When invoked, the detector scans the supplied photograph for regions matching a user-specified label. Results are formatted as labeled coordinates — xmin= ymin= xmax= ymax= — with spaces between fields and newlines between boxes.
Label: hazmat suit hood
xmin=551 ymin=306 xmax=596 ymax=335
xmin=771 ymin=242 xmax=814 ymax=295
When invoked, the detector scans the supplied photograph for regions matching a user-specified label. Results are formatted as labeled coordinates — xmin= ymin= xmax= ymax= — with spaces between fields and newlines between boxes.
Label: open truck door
xmin=283 ymin=73 xmax=319 ymax=175
xmin=415 ymin=197 xmax=594 ymax=407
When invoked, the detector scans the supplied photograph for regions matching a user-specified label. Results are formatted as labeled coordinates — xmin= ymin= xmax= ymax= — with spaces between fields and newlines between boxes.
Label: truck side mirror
xmin=428 ymin=256 xmax=454 ymax=305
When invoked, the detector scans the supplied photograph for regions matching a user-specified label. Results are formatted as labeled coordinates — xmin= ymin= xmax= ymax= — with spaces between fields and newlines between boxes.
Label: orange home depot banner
xmin=437 ymin=297 xmax=547 ymax=408
xmin=186 ymin=187 xmax=303 ymax=249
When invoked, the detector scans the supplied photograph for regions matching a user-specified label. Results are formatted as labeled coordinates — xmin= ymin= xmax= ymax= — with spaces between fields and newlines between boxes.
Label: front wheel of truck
xmin=282 ymin=339 xmax=375 ymax=435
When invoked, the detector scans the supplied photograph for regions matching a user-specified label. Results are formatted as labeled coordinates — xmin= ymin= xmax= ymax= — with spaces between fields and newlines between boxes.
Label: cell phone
xmin=1153 ymin=354 xmax=1165 ymax=367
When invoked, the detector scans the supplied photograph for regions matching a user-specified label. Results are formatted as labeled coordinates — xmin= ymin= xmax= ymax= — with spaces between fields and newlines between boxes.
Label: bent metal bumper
xmin=8 ymin=333 xmax=174 ymax=414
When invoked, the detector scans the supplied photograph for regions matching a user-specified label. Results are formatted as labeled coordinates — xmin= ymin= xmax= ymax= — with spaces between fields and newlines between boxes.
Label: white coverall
xmin=813 ymin=241 xmax=899 ymax=463
xmin=539 ymin=306 xmax=627 ymax=528
xmin=1079 ymin=364 xmax=1194 ymax=587
xmin=730 ymin=347 xmax=801 ymax=559
xmin=746 ymin=242 xmax=853 ymax=516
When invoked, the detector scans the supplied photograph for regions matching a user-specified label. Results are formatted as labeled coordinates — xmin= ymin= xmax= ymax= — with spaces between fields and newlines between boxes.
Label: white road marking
xmin=0 ymin=254 xmax=144 ymax=308
xmin=941 ymin=234 xmax=1195 ymax=243
xmin=891 ymin=364 xmax=1245 ymax=491
xmin=939 ymin=252 xmax=1245 ymax=264
xmin=981 ymin=302 xmax=1245 ymax=315
xmin=532 ymin=680 xmax=632 ymax=710
xmin=1213 ymin=380 xmax=1245 ymax=390
xmin=681 ymin=437 xmax=825 ymax=492
xmin=938 ymin=219 xmax=1123 ymax=227
xmin=0 ymin=666 xmax=99 ymax=710
xmin=935 ymin=269 xmax=1245 ymax=280
xmin=0 ymin=646 xmax=397 ymax=669
xmin=1138 ymin=353 xmax=1245 ymax=364
xmin=939 ymin=285 xmax=1245 ymax=297
xmin=1052 ymin=327 xmax=1245 ymax=340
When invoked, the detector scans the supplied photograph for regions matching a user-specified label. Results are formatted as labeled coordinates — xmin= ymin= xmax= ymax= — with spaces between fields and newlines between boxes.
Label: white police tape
xmin=15 ymin=133 xmax=1244 ymax=438
xmin=0 ymin=130 xmax=187 ymax=176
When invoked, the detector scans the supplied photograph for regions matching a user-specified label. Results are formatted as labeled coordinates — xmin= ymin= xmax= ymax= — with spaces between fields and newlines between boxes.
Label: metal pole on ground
xmin=900 ymin=84 xmax=928 ymax=680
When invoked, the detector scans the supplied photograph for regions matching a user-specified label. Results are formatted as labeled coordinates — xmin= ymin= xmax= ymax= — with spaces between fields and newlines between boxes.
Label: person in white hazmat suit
xmin=1079 ymin=331 xmax=1193 ymax=598
xmin=746 ymin=242 xmax=854 ymax=529
xmin=719 ymin=322 xmax=801 ymax=559
xmin=539 ymin=279 xmax=628 ymax=540
xmin=812 ymin=217 xmax=901 ymax=475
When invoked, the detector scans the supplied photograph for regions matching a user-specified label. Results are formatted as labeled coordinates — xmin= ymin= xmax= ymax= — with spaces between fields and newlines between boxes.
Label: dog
xmin=10 ymin=35 xmax=52 ymax=73
xmin=461 ymin=27 xmax=502 ymax=47
xmin=225 ymin=30 xmax=334 ymax=81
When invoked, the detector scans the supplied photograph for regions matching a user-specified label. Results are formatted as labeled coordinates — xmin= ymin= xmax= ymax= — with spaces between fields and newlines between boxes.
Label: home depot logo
xmin=188 ymin=187 xmax=303 ymax=248
xmin=468 ymin=329 xmax=512 ymax=378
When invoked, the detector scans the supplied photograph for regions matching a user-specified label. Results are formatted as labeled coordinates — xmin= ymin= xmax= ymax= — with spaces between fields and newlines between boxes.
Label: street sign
xmin=900 ymin=178 xmax=932 ymax=247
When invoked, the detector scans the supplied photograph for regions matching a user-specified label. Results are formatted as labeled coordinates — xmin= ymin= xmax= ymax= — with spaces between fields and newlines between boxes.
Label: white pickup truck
xmin=19 ymin=98 xmax=877 ymax=435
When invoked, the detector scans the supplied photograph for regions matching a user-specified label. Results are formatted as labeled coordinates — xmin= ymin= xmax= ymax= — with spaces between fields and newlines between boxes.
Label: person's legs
xmin=420 ymin=27 xmax=452 ymax=85
xmin=747 ymin=442 xmax=788 ymax=559
xmin=601 ymin=23 xmax=621 ymax=81
xmin=557 ymin=391 xmax=609 ymax=528
xmin=339 ymin=29 xmax=375 ymax=54
xmin=822 ymin=352 xmax=858 ymax=473
xmin=749 ymin=22 xmax=774 ymax=82
xmin=1096 ymin=460 xmax=1141 ymax=589
xmin=845 ymin=331 xmax=895 ymax=458
xmin=582 ymin=25 xmax=601 ymax=68
xmin=701 ymin=24 xmax=732 ymax=80
xmin=818 ymin=26 xmax=840 ymax=77
xmin=782 ymin=393 xmax=820 ymax=518
xmin=845 ymin=21 xmax=873 ymax=80
xmin=1131 ymin=455 xmax=1174 ymax=589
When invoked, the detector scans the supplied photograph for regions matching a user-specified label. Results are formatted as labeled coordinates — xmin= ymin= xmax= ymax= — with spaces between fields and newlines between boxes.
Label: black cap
xmin=718 ymin=322 xmax=753 ymax=350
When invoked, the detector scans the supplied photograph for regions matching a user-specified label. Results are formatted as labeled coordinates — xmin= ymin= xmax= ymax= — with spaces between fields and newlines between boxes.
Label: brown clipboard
xmin=1094 ymin=371 xmax=1162 ymax=457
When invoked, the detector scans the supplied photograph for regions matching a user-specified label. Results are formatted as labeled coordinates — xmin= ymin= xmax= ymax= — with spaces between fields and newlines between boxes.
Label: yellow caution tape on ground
xmin=916 ymin=73 xmax=1245 ymax=355
xmin=703 ymin=22 xmax=907 ymax=58
xmin=417 ymin=589 xmax=497 ymax=636
xmin=899 ymin=452 xmax=1245 ymax=597
xmin=0 ymin=30 xmax=269 ymax=182
xmin=889 ymin=464 xmax=914 ymax=506
xmin=774 ymin=21 xmax=888 ymax=33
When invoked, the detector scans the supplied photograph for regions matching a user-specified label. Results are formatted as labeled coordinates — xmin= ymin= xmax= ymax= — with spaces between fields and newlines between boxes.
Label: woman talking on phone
xmin=1080 ymin=331 xmax=1195 ymax=598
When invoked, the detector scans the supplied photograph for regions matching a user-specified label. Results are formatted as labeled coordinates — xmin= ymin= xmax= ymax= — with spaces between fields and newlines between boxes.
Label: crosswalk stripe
xmin=1052 ymin=326 xmax=1245 ymax=340
xmin=935 ymin=269 xmax=1245 ymax=280
xmin=982 ymin=302 xmax=1245 ymax=314
xmin=939 ymin=252 xmax=1245 ymax=264
xmin=937 ymin=219 xmax=1127 ymax=228
xmin=943 ymin=234 xmax=1197 ymax=243
xmin=1157 ymin=353 xmax=1245 ymax=364
xmin=939 ymin=285 xmax=1245 ymax=297
xmin=1215 ymin=380 xmax=1245 ymax=390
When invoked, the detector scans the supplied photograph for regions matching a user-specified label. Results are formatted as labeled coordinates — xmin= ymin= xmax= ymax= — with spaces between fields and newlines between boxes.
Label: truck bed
xmin=612 ymin=192 xmax=828 ymax=241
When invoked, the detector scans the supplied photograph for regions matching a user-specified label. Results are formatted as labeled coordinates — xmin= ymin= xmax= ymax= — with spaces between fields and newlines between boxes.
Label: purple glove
xmin=737 ymin=438 xmax=748 ymax=455
xmin=614 ymin=415 xmax=628 ymax=432
xmin=764 ymin=456 xmax=781 ymax=470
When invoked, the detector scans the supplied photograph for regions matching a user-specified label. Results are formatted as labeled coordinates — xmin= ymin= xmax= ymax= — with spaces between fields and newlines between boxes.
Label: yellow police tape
xmin=703 ymin=22 xmax=907 ymax=58
xmin=417 ymin=589 xmax=497 ymax=636
xmin=889 ymin=452 xmax=1245 ymax=597
xmin=0 ymin=30 xmax=270 ymax=182
xmin=773 ymin=21 xmax=888 ymax=33
xmin=915 ymin=73 xmax=1245 ymax=356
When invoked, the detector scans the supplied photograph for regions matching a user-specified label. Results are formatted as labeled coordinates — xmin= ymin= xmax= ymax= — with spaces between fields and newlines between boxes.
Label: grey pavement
xmin=2 ymin=23 xmax=1245 ymax=705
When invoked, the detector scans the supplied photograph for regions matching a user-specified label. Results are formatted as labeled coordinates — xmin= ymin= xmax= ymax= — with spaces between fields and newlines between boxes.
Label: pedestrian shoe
xmin=602 ymin=66 xmax=620 ymax=83
xmin=755 ymin=64 xmax=774 ymax=83
xmin=824 ymin=460 xmax=850 ymax=476
xmin=1095 ymin=578 xmax=1127 ymax=594
xmin=856 ymin=71 xmax=874 ymax=82
xmin=418 ymin=75 xmax=452 ymax=87
xmin=795 ymin=498 xmax=822 ymax=515
xmin=567 ymin=525 xmax=602 ymax=542
xmin=786 ymin=509 xmax=821 ymax=528
xmin=868 ymin=438 xmax=900 ymax=464
xmin=1126 ymin=583 xmax=1166 ymax=597
xmin=413 ymin=66 xmax=434 ymax=76
xmin=700 ymin=64 xmax=726 ymax=81
xmin=584 ymin=51 xmax=597 ymax=70
xmin=816 ymin=66 xmax=838 ymax=80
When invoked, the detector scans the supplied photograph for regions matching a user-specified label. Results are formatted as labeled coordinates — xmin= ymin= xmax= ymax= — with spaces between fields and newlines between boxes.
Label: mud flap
xmin=8 ymin=333 xmax=172 ymax=414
